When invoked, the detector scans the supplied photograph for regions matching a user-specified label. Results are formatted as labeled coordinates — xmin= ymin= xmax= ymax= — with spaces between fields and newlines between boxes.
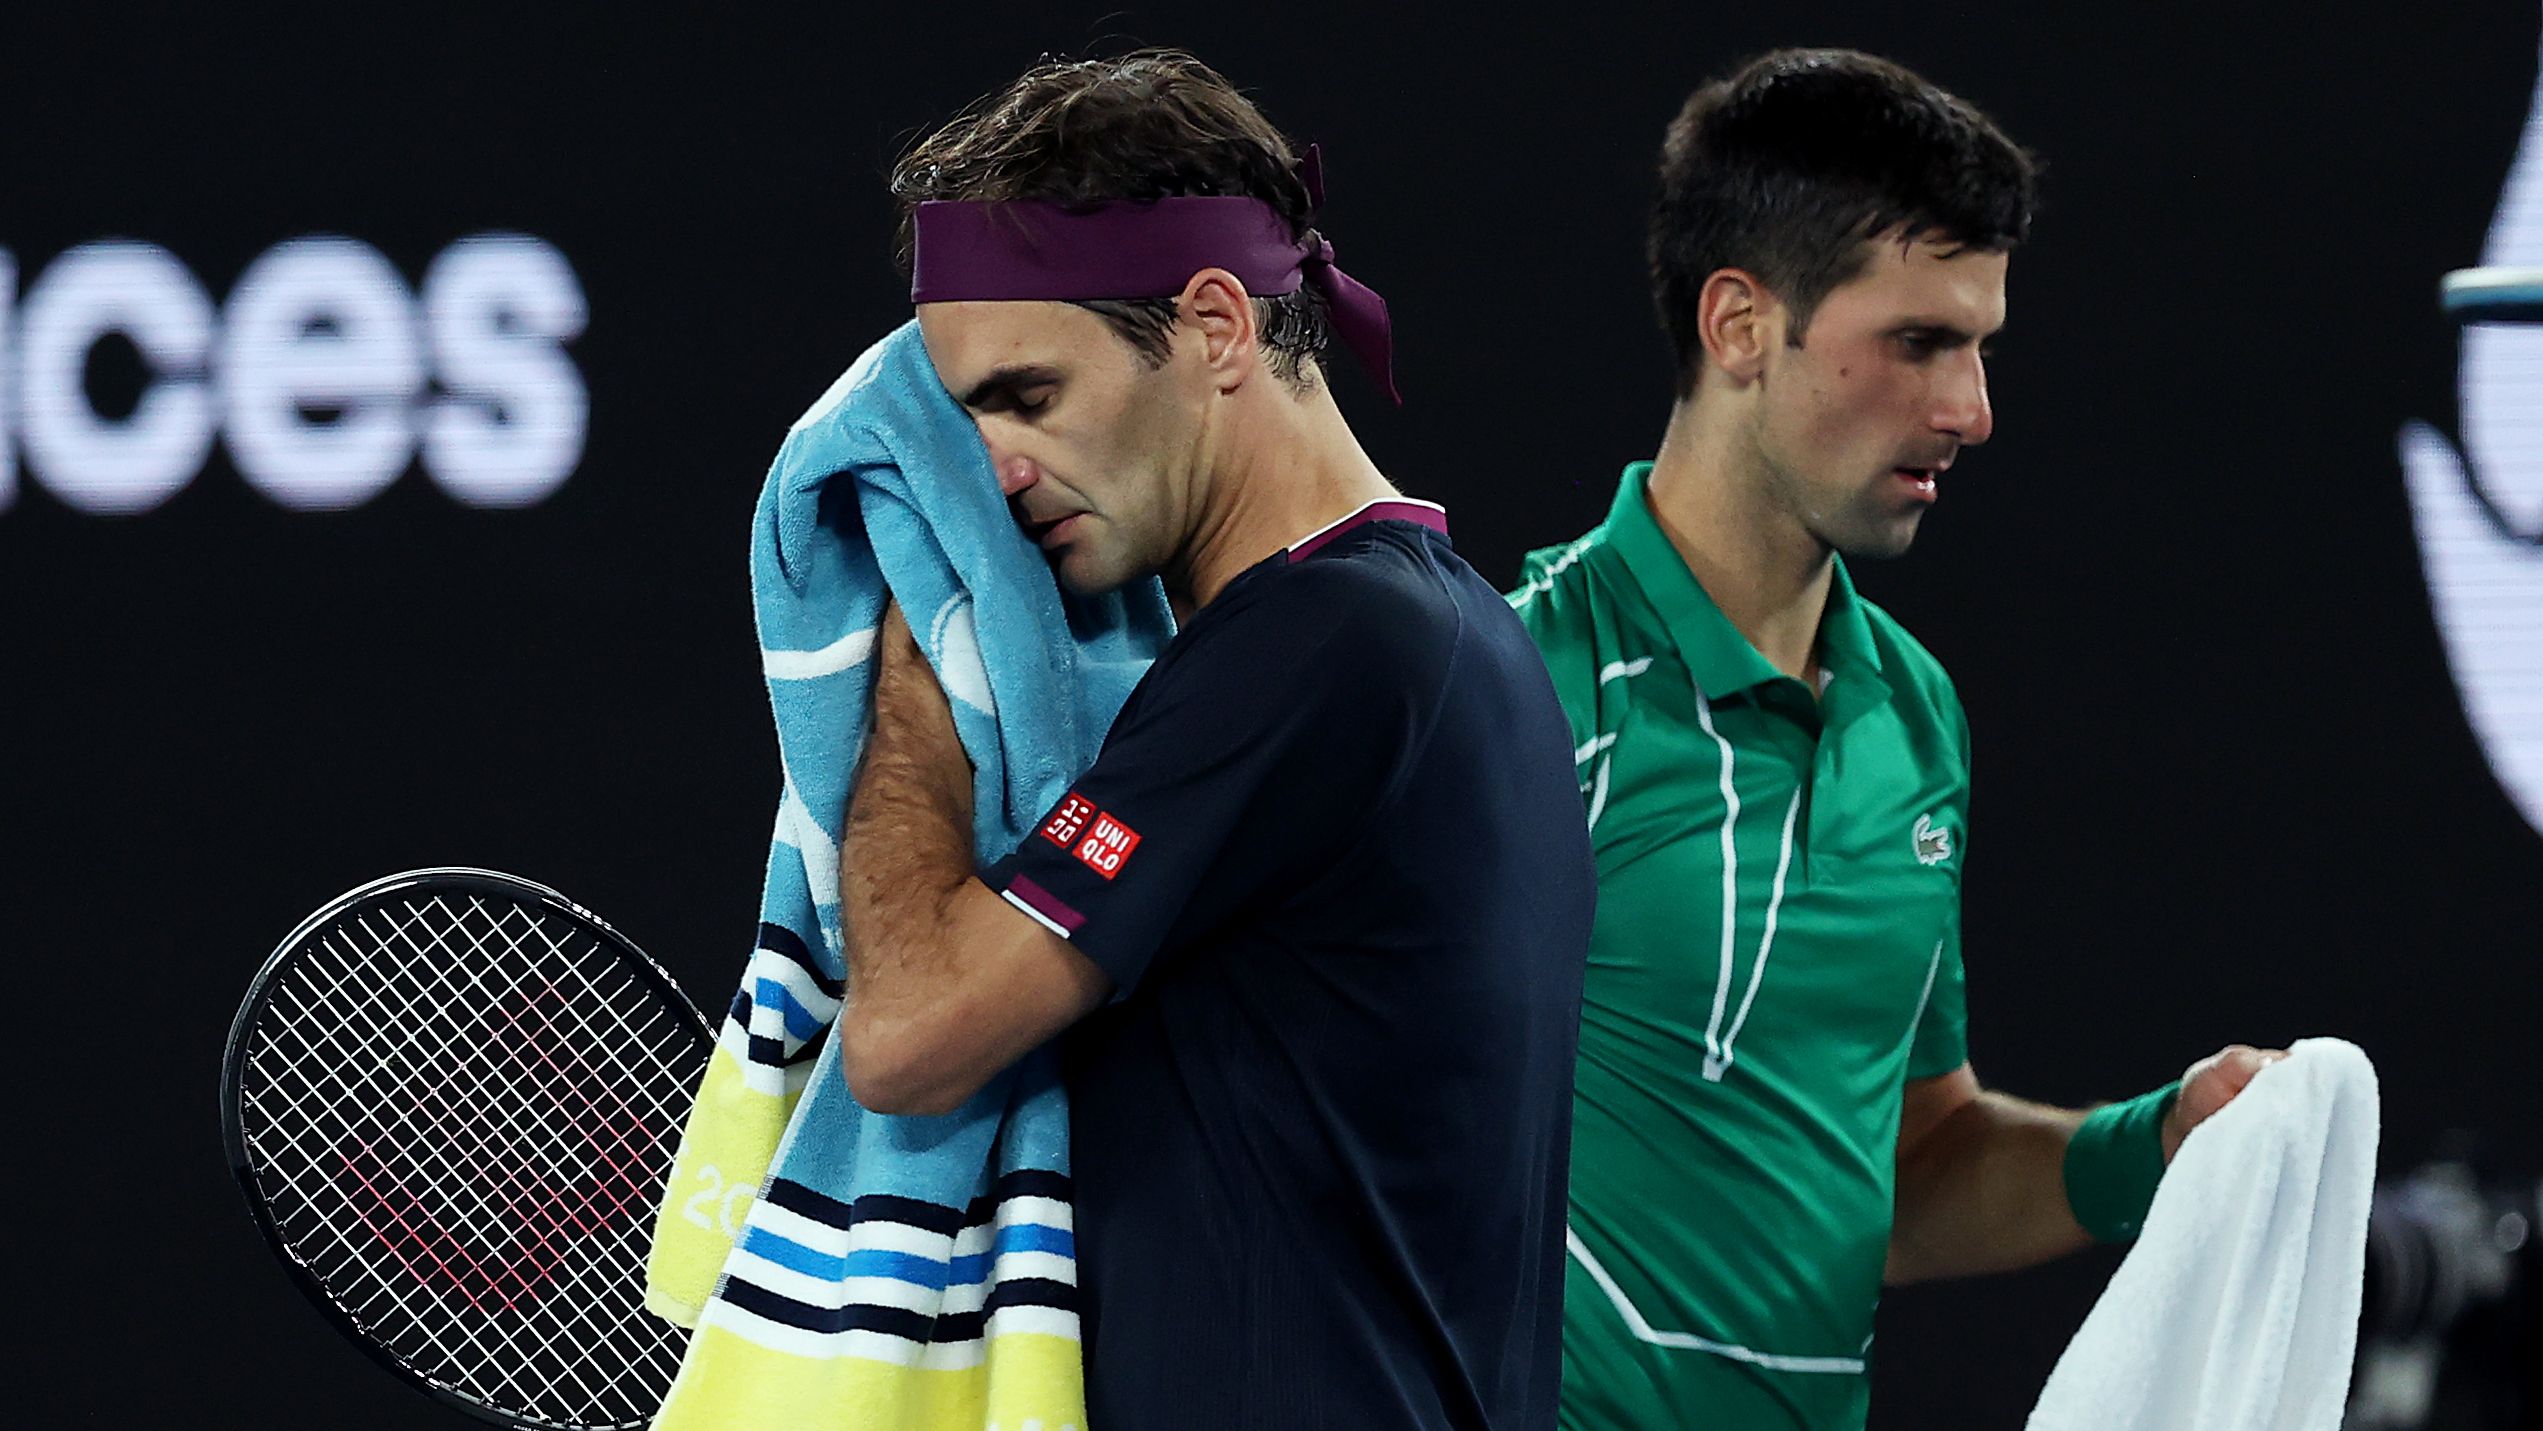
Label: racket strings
xmin=282 ymin=931 xmax=599 ymax=1302
xmin=284 ymin=908 xmax=648 ymax=1306
xmin=236 ymin=891 xmax=705 ymax=1430
xmin=358 ymin=903 xmax=689 ymax=1402
xmin=253 ymin=896 xmax=686 ymax=1423
xmin=249 ymin=908 xmax=647 ymax=1417
xmin=354 ymin=896 xmax=687 ymax=1410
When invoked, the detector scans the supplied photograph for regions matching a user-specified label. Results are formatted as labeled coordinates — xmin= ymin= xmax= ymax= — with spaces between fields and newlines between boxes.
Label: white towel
xmin=2028 ymin=1037 xmax=2381 ymax=1431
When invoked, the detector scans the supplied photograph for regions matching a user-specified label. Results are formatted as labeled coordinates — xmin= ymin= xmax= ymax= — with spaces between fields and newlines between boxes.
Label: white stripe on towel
xmin=762 ymin=627 xmax=877 ymax=680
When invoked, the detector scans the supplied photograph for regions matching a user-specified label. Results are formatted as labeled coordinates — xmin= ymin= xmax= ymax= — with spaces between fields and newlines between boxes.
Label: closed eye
xmin=970 ymin=385 xmax=1054 ymax=418
xmin=959 ymin=364 xmax=1062 ymax=417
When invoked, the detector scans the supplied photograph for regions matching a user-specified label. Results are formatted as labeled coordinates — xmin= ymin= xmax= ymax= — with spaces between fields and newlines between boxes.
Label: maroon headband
xmin=909 ymin=148 xmax=1400 ymax=403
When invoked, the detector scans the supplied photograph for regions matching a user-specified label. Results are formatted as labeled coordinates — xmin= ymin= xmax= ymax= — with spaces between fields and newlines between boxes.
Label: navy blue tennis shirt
xmin=983 ymin=500 xmax=1594 ymax=1431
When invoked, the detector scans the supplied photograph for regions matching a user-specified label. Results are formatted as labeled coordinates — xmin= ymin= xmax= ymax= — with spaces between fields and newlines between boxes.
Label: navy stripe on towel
xmin=928 ymin=1278 xmax=1081 ymax=1342
xmin=721 ymin=1275 xmax=935 ymax=1341
xmin=962 ymin=1167 xmax=1075 ymax=1222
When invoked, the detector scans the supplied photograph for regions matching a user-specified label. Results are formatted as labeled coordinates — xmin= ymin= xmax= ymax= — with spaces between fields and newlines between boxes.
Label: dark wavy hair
xmin=1650 ymin=49 xmax=2039 ymax=396
xmin=891 ymin=50 xmax=1331 ymax=390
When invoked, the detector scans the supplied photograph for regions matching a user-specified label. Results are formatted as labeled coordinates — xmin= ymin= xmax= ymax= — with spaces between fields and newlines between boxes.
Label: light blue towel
xmin=648 ymin=321 xmax=1172 ymax=1429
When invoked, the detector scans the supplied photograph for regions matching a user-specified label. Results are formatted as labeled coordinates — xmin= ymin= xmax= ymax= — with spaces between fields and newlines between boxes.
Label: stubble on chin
xmin=1053 ymin=536 xmax=1141 ymax=599
xmin=1829 ymin=507 xmax=1925 ymax=561
xmin=1794 ymin=481 xmax=1918 ymax=561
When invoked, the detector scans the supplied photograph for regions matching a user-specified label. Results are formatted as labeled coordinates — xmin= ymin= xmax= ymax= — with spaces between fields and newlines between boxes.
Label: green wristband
xmin=2062 ymin=1079 xmax=2182 ymax=1243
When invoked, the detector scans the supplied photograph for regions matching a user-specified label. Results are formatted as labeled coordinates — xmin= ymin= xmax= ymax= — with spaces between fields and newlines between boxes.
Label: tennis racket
xmin=219 ymin=868 xmax=713 ymax=1429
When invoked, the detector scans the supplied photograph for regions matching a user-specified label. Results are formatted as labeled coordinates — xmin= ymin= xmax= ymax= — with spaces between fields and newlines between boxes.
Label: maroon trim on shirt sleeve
xmin=1001 ymin=872 xmax=1087 ymax=936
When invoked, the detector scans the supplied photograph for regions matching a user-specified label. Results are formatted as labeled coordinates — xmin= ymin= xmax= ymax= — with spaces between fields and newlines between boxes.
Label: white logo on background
xmin=0 ymin=233 xmax=587 ymax=515
xmin=1913 ymin=812 xmax=1952 ymax=866
xmin=2399 ymin=25 xmax=2543 ymax=843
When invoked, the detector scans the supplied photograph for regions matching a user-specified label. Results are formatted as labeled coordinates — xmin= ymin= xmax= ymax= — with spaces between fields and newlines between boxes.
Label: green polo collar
xmin=1603 ymin=463 xmax=1886 ymax=701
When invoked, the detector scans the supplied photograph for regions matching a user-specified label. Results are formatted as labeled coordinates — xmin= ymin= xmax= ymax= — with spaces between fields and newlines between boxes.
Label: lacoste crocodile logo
xmin=1913 ymin=813 xmax=1953 ymax=867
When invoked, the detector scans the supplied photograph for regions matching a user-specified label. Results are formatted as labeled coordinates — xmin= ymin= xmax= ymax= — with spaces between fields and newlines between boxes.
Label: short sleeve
xmin=982 ymin=564 xmax=1446 ymax=995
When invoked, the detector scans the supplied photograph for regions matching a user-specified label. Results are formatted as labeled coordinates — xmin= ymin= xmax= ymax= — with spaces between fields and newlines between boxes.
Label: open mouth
xmin=1892 ymin=465 xmax=1943 ymax=499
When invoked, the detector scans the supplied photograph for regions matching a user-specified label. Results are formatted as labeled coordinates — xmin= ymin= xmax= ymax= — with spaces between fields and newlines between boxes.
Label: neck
xmin=1644 ymin=395 xmax=1836 ymax=682
xmin=1167 ymin=374 xmax=1396 ymax=616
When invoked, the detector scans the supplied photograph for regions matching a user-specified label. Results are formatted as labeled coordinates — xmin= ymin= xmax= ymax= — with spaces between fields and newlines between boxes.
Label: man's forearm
xmin=838 ymin=697 xmax=976 ymax=1040
xmin=830 ymin=606 xmax=1114 ymax=1116
xmin=833 ymin=605 xmax=987 ymax=1110
xmin=1885 ymin=1090 xmax=2089 ymax=1285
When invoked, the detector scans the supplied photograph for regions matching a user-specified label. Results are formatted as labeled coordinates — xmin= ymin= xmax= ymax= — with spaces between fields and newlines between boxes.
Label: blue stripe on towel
xmin=948 ymin=1223 xmax=1076 ymax=1284
xmin=843 ymin=1249 xmax=955 ymax=1288
xmin=742 ymin=1227 xmax=969 ymax=1291
xmin=740 ymin=1227 xmax=852 ymax=1281
xmin=754 ymin=976 xmax=827 ymax=1041
xmin=743 ymin=1220 xmax=1076 ymax=1293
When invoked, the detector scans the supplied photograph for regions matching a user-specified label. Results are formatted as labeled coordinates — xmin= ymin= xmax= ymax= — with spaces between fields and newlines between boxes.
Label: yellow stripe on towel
xmin=646 ymin=1046 xmax=802 ymax=1326
xmin=651 ymin=1322 xmax=1085 ymax=1431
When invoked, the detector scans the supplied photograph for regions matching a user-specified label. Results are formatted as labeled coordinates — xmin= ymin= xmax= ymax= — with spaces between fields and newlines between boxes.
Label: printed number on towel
xmin=679 ymin=1164 xmax=755 ymax=1237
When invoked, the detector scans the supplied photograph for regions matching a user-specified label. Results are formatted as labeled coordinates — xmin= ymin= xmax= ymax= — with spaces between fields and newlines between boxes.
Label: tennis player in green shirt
xmin=1511 ymin=49 xmax=2287 ymax=1430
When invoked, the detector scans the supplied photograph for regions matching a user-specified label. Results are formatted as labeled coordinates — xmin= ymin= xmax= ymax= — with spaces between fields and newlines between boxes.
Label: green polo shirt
xmin=1508 ymin=464 xmax=1972 ymax=1431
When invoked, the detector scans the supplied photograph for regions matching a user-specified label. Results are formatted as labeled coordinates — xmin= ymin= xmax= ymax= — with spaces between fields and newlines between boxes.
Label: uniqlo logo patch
xmin=1041 ymin=791 xmax=1140 ymax=879
xmin=1072 ymin=812 xmax=1141 ymax=880
xmin=1041 ymin=793 xmax=1097 ymax=849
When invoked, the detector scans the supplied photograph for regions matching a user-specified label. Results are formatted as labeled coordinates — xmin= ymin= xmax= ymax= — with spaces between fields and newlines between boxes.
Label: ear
xmin=1696 ymin=268 xmax=1776 ymax=385
xmin=1180 ymin=268 xmax=1260 ymax=394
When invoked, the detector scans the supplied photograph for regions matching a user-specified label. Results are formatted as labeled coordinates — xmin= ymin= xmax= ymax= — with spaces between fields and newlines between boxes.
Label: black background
xmin=5 ymin=2 xmax=2539 ymax=1425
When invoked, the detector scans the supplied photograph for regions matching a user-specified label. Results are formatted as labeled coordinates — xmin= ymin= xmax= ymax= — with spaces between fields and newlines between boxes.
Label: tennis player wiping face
xmin=836 ymin=52 xmax=1593 ymax=1431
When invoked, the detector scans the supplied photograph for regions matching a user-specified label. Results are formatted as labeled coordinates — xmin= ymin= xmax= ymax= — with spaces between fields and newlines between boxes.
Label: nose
xmin=1935 ymin=350 xmax=1994 ymax=448
xmin=982 ymin=436 xmax=1038 ymax=498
